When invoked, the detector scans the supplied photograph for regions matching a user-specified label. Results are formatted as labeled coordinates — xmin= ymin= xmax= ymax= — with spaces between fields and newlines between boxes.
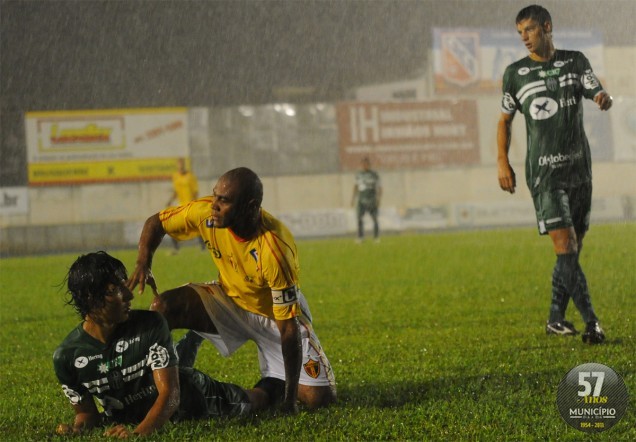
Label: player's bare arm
xmin=277 ymin=316 xmax=302 ymax=414
xmin=129 ymin=366 xmax=180 ymax=436
xmin=497 ymin=112 xmax=516 ymax=194
xmin=55 ymin=398 xmax=101 ymax=436
xmin=594 ymin=91 xmax=613 ymax=111
xmin=127 ymin=213 xmax=166 ymax=294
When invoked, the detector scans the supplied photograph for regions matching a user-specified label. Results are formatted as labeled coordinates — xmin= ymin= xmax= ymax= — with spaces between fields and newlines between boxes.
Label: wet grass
xmin=0 ymin=223 xmax=634 ymax=441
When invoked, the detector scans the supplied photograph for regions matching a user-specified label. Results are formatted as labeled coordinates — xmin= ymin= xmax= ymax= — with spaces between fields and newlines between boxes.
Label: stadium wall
xmin=1 ymin=47 xmax=635 ymax=256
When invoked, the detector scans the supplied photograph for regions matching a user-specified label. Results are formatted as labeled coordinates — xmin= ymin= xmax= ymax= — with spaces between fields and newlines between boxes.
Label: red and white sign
xmin=337 ymin=100 xmax=480 ymax=170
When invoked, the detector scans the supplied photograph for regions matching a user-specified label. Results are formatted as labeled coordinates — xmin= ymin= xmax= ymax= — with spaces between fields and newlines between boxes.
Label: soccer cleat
xmin=582 ymin=321 xmax=606 ymax=344
xmin=561 ymin=320 xmax=579 ymax=335
xmin=546 ymin=321 xmax=578 ymax=336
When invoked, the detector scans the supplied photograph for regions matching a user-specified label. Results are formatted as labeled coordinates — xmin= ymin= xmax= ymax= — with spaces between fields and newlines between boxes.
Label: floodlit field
xmin=1 ymin=224 xmax=634 ymax=441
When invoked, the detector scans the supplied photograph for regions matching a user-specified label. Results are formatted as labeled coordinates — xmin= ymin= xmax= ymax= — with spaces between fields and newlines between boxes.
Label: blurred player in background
xmin=128 ymin=167 xmax=337 ymax=413
xmin=351 ymin=157 xmax=382 ymax=243
xmin=166 ymin=157 xmax=204 ymax=254
xmin=497 ymin=5 xmax=612 ymax=344
xmin=54 ymin=252 xmax=269 ymax=438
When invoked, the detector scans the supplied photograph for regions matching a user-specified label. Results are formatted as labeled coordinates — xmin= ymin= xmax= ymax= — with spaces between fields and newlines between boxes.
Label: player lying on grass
xmin=53 ymin=251 xmax=275 ymax=437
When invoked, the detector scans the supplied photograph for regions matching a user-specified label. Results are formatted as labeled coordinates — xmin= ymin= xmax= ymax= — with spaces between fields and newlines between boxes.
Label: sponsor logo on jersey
xmin=62 ymin=384 xmax=82 ymax=405
xmin=74 ymin=356 xmax=89 ymax=368
xmin=272 ymin=286 xmax=298 ymax=305
xmin=502 ymin=92 xmax=516 ymax=113
xmin=539 ymin=68 xmax=560 ymax=78
xmin=529 ymin=97 xmax=558 ymax=120
xmin=303 ymin=358 xmax=321 ymax=379
xmin=148 ymin=343 xmax=170 ymax=369
xmin=517 ymin=67 xmax=530 ymax=75
xmin=538 ymin=151 xmax=583 ymax=168
xmin=249 ymin=248 xmax=259 ymax=263
xmin=115 ymin=336 xmax=140 ymax=353
xmin=582 ymin=70 xmax=600 ymax=90
xmin=211 ymin=247 xmax=221 ymax=258
xmin=123 ymin=384 xmax=157 ymax=406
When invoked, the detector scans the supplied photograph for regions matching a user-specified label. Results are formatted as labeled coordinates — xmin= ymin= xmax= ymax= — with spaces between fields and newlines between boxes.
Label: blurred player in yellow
xmin=165 ymin=157 xmax=204 ymax=253
xmin=128 ymin=167 xmax=336 ymax=413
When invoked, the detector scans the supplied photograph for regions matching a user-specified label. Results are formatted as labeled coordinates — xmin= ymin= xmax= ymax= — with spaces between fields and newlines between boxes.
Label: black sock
xmin=176 ymin=330 xmax=204 ymax=368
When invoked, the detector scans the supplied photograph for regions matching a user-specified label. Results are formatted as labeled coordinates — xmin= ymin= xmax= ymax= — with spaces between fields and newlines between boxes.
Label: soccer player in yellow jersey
xmin=165 ymin=158 xmax=204 ymax=253
xmin=128 ymin=167 xmax=336 ymax=413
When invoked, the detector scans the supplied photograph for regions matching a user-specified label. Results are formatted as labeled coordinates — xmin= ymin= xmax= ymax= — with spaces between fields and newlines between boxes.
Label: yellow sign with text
xmin=28 ymin=158 xmax=179 ymax=185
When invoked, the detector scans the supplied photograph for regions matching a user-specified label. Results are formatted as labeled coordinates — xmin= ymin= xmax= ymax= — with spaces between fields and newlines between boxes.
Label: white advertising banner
xmin=0 ymin=187 xmax=29 ymax=216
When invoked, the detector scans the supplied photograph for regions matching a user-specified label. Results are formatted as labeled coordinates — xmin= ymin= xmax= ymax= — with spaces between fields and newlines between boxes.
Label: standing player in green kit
xmin=497 ymin=5 xmax=612 ymax=343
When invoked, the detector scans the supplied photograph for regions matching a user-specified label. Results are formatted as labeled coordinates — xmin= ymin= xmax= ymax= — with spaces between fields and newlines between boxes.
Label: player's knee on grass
xmin=298 ymin=384 xmax=337 ymax=410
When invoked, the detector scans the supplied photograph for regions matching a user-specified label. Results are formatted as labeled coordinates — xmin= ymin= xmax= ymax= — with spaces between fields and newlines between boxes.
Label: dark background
xmin=2 ymin=0 xmax=634 ymax=185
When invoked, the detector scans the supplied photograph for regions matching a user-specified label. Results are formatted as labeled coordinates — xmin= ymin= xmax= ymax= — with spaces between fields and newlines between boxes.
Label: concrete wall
xmin=1 ymin=47 xmax=634 ymax=256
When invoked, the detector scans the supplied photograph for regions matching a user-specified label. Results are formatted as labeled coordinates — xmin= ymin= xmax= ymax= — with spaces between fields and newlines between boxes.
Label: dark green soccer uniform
xmin=53 ymin=310 xmax=249 ymax=425
xmin=501 ymin=50 xmax=604 ymax=195
xmin=355 ymin=169 xmax=381 ymax=209
xmin=501 ymin=50 xmax=605 ymax=234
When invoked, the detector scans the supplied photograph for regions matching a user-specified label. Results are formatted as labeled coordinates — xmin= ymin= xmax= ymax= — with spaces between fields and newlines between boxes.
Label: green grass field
xmin=1 ymin=223 xmax=634 ymax=441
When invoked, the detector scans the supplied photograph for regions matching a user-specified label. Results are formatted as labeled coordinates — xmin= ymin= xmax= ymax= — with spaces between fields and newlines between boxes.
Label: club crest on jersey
xmin=545 ymin=77 xmax=559 ymax=92
xmin=303 ymin=358 xmax=321 ymax=379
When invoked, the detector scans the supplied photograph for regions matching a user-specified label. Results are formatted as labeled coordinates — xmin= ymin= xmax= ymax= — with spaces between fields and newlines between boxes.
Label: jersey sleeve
xmin=261 ymin=231 xmax=301 ymax=320
xmin=159 ymin=197 xmax=211 ymax=241
xmin=576 ymin=52 xmax=605 ymax=100
xmin=500 ymin=65 xmax=519 ymax=115
xmin=53 ymin=346 xmax=91 ymax=406
xmin=145 ymin=312 xmax=178 ymax=370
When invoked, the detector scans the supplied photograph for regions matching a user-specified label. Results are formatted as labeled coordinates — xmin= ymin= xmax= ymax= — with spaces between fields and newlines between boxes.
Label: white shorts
xmin=188 ymin=282 xmax=335 ymax=388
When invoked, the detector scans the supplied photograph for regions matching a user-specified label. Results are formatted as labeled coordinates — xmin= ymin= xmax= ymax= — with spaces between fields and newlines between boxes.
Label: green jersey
xmin=53 ymin=311 xmax=178 ymax=424
xmin=500 ymin=50 xmax=604 ymax=195
xmin=355 ymin=169 xmax=381 ymax=206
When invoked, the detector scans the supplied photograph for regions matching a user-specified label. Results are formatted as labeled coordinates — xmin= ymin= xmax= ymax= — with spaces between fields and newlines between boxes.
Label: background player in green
xmin=351 ymin=157 xmax=382 ymax=243
xmin=497 ymin=5 xmax=612 ymax=344
xmin=53 ymin=251 xmax=270 ymax=437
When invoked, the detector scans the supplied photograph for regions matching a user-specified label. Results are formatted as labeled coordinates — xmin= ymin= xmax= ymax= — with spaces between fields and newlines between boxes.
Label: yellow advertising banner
xmin=28 ymin=158 xmax=179 ymax=186
xmin=25 ymin=108 xmax=189 ymax=185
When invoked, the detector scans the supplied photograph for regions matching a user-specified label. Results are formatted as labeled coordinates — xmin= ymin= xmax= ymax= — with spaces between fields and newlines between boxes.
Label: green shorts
xmin=532 ymin=183 xmax=592 ymax=235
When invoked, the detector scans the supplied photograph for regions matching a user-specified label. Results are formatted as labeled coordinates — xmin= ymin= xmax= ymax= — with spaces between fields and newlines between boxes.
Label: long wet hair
xmin=65 ymin=251 xmax=127 ymax=318
xmin=516 ymin=5 xmax=551 ymax=26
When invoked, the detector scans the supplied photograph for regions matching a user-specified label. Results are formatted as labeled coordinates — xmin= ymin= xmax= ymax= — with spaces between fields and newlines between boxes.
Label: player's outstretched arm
xmin=56 ymin=399 xmax=101 ymax=436
xmin=128 ymin=213 xmax=166 ymax=295
xmin=128 ymin=366 xmax=180 ymax=436
xmin=594 ymin=91 xmax=613 ymax=111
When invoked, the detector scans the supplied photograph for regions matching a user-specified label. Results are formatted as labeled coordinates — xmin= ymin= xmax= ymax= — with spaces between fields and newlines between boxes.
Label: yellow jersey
xmin=172 ymin=171 xmax=199 ymax=204
xmin=159 ymin=197 xmax=301 ymax=321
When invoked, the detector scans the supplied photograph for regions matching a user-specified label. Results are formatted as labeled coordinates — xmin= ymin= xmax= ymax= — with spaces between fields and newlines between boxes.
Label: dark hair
xmin=516 ymin=5 xmax=551 ymax=25
xmin=224 ymin=167 xmax=263 ymax=206
xmin=65 ymin=251 xmax=127 ymax=317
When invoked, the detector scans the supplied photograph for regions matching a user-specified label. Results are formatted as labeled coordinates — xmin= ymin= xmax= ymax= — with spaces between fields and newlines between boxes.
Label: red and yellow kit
xmin=159 ymin=197 xmax=301 ymax=321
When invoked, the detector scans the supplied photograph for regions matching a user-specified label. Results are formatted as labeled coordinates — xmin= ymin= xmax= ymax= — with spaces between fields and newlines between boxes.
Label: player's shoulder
xmin=53 ymin=324 xmax=89 ymax=362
